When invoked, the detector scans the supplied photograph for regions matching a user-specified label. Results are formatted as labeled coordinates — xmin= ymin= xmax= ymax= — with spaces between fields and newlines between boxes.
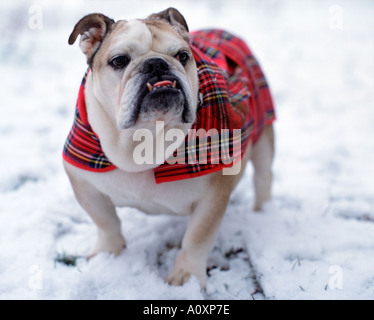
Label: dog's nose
xmin=141 ymin=58 xmax=169 ymax=75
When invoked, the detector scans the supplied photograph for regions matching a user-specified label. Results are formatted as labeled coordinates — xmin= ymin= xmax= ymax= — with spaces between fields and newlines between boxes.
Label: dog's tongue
xmin=153 ymin=80 xmax=173 ymax=88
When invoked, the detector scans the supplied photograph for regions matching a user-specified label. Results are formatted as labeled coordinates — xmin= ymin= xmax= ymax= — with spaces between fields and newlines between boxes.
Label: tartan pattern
xmin=190 ymin=29 xmax=275 ymax=131
xmin=63 ymin=69 xmax=116 ymax=172
xmin=63 ymin=29 xmax=275 ymax=183
xmin=63 ymin=108 xmax=115 ymax=171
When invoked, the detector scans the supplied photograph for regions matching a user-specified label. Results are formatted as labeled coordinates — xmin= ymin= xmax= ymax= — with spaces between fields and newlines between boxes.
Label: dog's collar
xmin=63 ymin=29 xmax=275 ymax=183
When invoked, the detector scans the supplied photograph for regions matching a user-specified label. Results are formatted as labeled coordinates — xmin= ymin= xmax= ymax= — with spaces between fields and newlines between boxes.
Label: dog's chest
xmin=80 ymin=166 xmax=207 ymax=216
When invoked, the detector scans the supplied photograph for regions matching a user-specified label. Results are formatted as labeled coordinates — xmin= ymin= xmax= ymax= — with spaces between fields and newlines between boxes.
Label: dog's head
xmin=69 ymin=8 xmax=198 ymax=133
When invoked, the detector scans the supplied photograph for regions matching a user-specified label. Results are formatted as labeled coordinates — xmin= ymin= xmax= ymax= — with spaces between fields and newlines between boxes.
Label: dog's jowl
xmin=63 ymin=7 xmax=275 ymax=288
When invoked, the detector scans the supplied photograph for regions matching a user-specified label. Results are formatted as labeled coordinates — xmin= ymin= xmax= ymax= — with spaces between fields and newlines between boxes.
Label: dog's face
xmin=69 ymin=8 xmax=199 ymax=134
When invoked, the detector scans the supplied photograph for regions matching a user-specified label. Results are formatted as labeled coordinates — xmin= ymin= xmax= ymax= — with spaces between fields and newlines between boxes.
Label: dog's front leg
xmin=65 ymin=166 xmax=126 ymax=257
xmin=84 ymin=191 xmax=126 ymax=258
xmin=166 ymin=181 xmax=230 ymax=288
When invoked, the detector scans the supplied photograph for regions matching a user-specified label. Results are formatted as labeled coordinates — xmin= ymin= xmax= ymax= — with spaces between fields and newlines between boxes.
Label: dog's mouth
xmin=146 ymin=80 xmax=177 ymax=92
xmin=121 ymin=75 xmax=193 ymax=129
xmin=142 ymin=77 xmax=184 ymax=101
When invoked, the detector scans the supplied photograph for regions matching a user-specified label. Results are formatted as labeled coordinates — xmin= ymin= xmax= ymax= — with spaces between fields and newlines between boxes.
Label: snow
xmin=1 ymin=0 xmax=373 ymax=300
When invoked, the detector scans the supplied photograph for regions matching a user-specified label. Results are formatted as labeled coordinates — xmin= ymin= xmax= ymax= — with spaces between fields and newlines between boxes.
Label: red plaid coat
xmin=63 ymin=29 xmax=275 ymax=183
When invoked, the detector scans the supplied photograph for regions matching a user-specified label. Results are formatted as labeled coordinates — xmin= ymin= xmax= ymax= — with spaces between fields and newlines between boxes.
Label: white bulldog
xmin=64 ymin=7 xmax=275 ymax=288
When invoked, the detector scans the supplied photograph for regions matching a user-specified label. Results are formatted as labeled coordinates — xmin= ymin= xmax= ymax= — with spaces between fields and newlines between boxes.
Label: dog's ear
xmin=147 ymin=7 xmax=189 ymax=43
xmin=68 ymin=13 xmax=115 ymax=64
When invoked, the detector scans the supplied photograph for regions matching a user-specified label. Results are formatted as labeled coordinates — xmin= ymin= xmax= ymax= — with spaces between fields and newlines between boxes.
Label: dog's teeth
xmin=172 ymin=81 xmax=176 ymax=88
xmin=147 ymin=83 xmax=153 ymax=92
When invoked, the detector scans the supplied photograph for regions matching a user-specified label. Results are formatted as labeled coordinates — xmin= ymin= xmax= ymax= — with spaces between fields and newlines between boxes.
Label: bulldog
xmin=63 ymin=7 xmax=275 ymax=288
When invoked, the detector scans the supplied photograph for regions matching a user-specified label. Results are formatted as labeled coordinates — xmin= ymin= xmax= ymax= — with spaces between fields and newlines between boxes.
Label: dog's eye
xmin=176 ymin=51 xmax=190 ymax=66
xmin=109 ymin=55 xmax=130 ymax=69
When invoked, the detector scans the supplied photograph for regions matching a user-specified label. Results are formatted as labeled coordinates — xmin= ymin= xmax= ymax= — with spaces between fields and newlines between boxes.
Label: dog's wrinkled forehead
xmin=106 ymin=20 xmax=152 ymax=56
xmin=104 ymin=19 xmax=186 ymax=60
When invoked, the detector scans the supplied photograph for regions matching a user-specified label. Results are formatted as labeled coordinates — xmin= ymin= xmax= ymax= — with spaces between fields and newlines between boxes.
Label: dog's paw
xmin=88 ymin=233 xmax=126 ymax=258
xmin=165 ymin=251 xmax=207 ymax=288
xmin=166 ymin=267 xmax=207 ymax=289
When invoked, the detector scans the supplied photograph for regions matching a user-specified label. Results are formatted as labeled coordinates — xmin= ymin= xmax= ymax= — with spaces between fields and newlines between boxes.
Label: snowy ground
xmin=0 ymin=0 xmax=373 ymax=300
